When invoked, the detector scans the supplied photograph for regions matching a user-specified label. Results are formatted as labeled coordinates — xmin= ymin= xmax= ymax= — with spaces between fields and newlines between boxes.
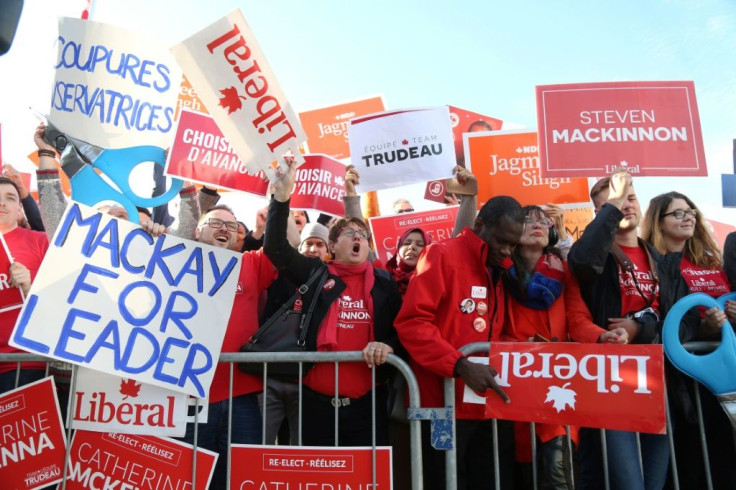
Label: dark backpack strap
xmin=296 ymin=265 xmax=329 ymax=346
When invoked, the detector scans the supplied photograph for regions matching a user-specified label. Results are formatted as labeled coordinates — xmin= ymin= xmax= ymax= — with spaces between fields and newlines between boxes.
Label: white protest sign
xmin=50 ymin=18 xmax=181 ymax=148
xmin=349 ymin=106 xmax=456 ymax=192
xmin=170 ymin=9 xmax=306 ymax=179
xmin=71 ymin=367 xmax=189 ymax=437
xmin=10 ymin=203 xmax=240 ymax=398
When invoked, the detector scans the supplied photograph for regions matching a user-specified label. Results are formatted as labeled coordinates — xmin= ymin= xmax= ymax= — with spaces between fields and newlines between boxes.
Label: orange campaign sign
xmin=479 ymin=342 xmax=666 ymax=434
xmin=464 ymin=130 xmax=590 ymax=206
xmin=564 ymin=206 xmax=595 ymax=243
xmin=175 ymin=75 xmax=208 ymax=118
xmin=299 ymin=96 xmax=385 ymax=160
xmin=536 ymin=81 xmax=707 ymax=178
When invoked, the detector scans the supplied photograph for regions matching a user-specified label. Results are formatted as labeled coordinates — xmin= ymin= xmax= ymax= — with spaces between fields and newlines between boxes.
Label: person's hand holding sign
xmin=9 ymin=262 xmax=32 ymax=296
xmin=272 ymin=156 xmax=298 ymax=203
xmin=344 ymin=165 xmax=360 ymax=197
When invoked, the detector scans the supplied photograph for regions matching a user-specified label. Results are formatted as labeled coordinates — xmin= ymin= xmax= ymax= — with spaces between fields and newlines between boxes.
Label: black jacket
xmin=568 ymin=203 xmax=698 ymax=344
xmin=263 ymin=198 xmax=403 ymax=362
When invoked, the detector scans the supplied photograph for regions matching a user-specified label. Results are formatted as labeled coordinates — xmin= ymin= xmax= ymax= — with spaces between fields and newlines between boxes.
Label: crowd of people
xmin=0 ymin=123 xmax=735 ymax=490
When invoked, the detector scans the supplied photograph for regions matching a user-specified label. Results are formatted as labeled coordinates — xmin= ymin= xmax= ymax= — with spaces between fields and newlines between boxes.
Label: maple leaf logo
xmin=334 ymin=176 xmax=345 ymax=186
xmin=120 ymin=379 xmax=142 ymax=400
xmin=218 ymin=86 xmax=247 ymax=114
xmin=620 ymin=160 xmax=629 ymax=167
xmin=545 ymin=382 xmax=576 ymax=412
xmin=402 ymin=139 xmax=409 ymax=145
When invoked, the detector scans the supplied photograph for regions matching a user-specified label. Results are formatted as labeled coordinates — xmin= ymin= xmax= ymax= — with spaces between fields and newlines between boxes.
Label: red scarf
xmin=317 ymin=261 xmax=375 ymax=349
xmin=385 ymin=227 xmax=432 ymax=295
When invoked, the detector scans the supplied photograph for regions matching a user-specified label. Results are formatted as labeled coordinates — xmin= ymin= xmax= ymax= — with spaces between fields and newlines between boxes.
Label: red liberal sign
xmin=0 ymin=378 xmax=67 ymax=490
xmin=481 ymin=342 xmax=666 ymax=434
xmin=231 ymin=445 xmax=392 ymax=489
xmin=536 ymin=81 xmax=706 ymax=178
xmin=165 ymin=109 xmax=269 ymax=196
xmin=369 ymin=207 xmax=459 ymax=264
xmin=290 ymin=154 xmax=347 ymax=217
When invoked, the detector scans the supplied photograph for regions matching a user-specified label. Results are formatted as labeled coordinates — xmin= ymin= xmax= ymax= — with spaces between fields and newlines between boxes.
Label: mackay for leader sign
xmin=166 ymin=109 xmax=269 ymax=196
xmin=369 ymin=206 xmax=459 ymax=264
xmin=231 ymin=445 xmax=392 ymax=489
xmin=0 ymin=378 xmax=67 ymax=490
xmin=10 ymin=203 xmax=241 ymax=398
xmin=64 ymin=431 xmax=217 ymax=490
xmin=476 ymin=342 xmax=666 ymax=434
xmin=536 ymin=81 xmax=706 ymax=178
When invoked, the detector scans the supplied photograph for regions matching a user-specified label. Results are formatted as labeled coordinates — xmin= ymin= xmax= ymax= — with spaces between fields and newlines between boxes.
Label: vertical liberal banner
xmin=165 ymin=109 xmax=269 ymax=196
xmin=464 ymin=130 xmax=590 ymax=206
xmin=536 ymin=81 xmax=706 ymax=178
xmin=171 ymin=9 xmax=306 ymax=178
xmin=0 ymin=378 xmax=67 ymax=490
xmin=349 ymin=106 xmax=456 ymax=192
xmin=299 ymin=96 xmax=385 ymax=160
xmin=9 ymin=203 xmax=241 ymax=398
xmin=50 ymin=18 xmax=181 ymax=149
xmin=369 ymin=207 xmax=459 ymax=264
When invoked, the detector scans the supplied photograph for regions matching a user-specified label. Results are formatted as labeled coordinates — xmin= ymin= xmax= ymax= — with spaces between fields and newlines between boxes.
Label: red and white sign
xmin=299 ymin=96 xmax=385 ymax=160
xmin=71 ymin=367 xmax=189 ymax=436
xmin=449 ymin=105 xmax=503 ymax=167
xmin=64 ymin=431 xmax=217 ymax=490
xmin=470 ymin=342 xmax=666 ymax=434
xmin=171 ymin=9 xmax=307 ymax=179
xmin=349 ymin=106 xmax=456 ymax=192
xmin=165 ymin=109 xmax=269 ymax=196
xmin=290 ymin=154 xmax=347 ymax=217
xmin=369 ymin=207 xmax=459 ymax=264
xmin=536 ymin=81 xmax=706 ymax=178
xmin=464 ymin=130 xmax=591 ymax=205
xmin=0 ymin=378 xmax=67 ymax=490
xmin=0 ymin=232 xmax=24 ymax=313
xmin=231 ymin=445 xmax=392 ymax=489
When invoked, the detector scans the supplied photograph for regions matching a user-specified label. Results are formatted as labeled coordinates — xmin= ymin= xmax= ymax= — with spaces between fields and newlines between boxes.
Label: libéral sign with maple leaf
xmin=120 ymin=379 xmax=141 ymax=400
xmin=218 ymin=86 xmax=246 ymax=114
xmin=468 ymin=342 xmax=666 ymax=434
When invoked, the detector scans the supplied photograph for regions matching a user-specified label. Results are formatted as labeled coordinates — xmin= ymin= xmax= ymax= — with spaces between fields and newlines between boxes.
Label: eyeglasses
xmin=661 ymin=208 xmax=697 ymax=220
xmin=203 ymin=218 xmax=238 ymax=232
xmin=523 ymin=217 xmax=554 ymax=228
xmin=341 ymin=229 xmax=370 ymax=240
xmin=396 ymin=208 xmax=415 ymax=214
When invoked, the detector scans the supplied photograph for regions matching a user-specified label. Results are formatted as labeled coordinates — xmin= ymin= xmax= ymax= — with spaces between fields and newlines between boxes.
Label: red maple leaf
xmin=402 ymin=139 xmax=409 ymax=145
xmin=120 ymin=379 xmax=142 ymax=400
xmin=544 ymin=382 xmax=577 ymax=412
xmin=218 ymin=86 xmax=246 ymax=114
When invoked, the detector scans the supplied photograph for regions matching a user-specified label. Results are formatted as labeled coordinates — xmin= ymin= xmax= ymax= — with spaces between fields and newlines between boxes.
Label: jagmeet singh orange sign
xmin=464 ymin=130 xmax=590 ymax=206
xmin=299 ymin=96 xmax=385 ymax=160
xmin=536 ymin=81 xmax=707 ymax=178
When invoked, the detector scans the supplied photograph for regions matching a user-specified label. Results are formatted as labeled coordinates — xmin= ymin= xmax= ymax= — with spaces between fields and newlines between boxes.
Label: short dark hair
xmin=590 ymin=177 xmax=610 ymax=202
xmin=328 ymin=217 xmax=370 ymax=243
xmin=237 ymin=220 xmax=249 ymax=234
xmin=199 ymin=204 xmax=236 ymax=226
xmin=477 ymin=196 xmax=523 ymax=227
xmin=136 ymin=206 xmax=152 ymax=219
xmin=0 ymin=177 xmax=21 ymax=199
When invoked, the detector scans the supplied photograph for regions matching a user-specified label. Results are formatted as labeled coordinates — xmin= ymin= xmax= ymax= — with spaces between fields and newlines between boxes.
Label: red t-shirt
xmin=304 ymin=271 xmax=374 ymax=398
xmin=680 ymin=255 xmax=731 ymax=297
xmin=617 ymin=245 xmax=660 ymax=317
xmin=0 ymin=227 xmax=49 ymax=373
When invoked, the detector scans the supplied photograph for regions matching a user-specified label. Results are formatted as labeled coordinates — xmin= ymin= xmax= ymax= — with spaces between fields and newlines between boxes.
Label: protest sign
xmin=299 ymin=96 xmax=385 ymax=160
xmin=64 ymin=431 xmax=217 ymax=490
xmin=449 ymin=105 xmax=503 ymax=167
xmin=563 ymin=206 xmax=595 ymax=242
xmin=464 ymin=343 xmax=666 ymax=434
xmin=171 ymin=10 xmax=306 ymax=179
xmin=10 ymin=203 xmax=241 ymax=398
xmin=290 ymin=154 xmax=347 ymax=216
xmin=536 ymin=81 xmax=707 ymax=177
xmin=71 ymin=367 xmax=189 ymax=436
xmin=165 ymin=109 xmax=269 ymax=196
xmin=369 ymin=206 xmax=459 ymax=264
xmin=0 ymin=378 xmax=67 ymax=490
xmin=0 ymin=231 xmax=24 ymax=313
xmin=50 ymin=18 xmax=181 ymax=149
xmin=175 ymin=75 xmax=208 ymax=118
xmin=349 ymin=106 xmax=456 ymax=192
xmin=231 ymin=445 xmax=392 ymax=489
xmin=465 ymin=130 xmax=590 ymax=205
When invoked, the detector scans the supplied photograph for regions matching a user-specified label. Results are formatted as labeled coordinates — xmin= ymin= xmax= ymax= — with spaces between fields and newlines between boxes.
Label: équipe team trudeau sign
xmin=469 ymin=342 xmax=666 ymax=434
xmin=536 ymin=81 xmax=706 ymax=178
xmin=171 ymin=9 xmax=306 ymax=178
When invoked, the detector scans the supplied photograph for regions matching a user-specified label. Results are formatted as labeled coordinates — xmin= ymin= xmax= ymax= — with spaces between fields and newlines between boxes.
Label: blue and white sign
xmin=10 ymin=203 xmax=240 ymax=398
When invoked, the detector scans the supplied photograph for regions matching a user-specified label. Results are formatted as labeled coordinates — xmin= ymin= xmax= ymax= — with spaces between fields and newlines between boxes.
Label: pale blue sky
xmin=1 ymin=0 xmax=735 ymax=226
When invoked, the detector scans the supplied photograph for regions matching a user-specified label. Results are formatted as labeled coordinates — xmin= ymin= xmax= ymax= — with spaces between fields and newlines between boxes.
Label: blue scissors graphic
xmin=663 ymin=292 xmax=736 ymax=430
xmin=42 ymin=120 xmax=183 ymax=225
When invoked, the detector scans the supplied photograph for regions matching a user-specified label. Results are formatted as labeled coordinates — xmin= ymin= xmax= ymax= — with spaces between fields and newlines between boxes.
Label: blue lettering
xmin=159 ymin=290 xmax=196 ymax=339
xmin=86 ymin=218 xmax=121 ymax=267
xmin=122 ymin=53 xmax=141 ymax=83
xmin=68 ymin=263 xmax=119 ymax=304
xmin=55 ymin=203 xmax=102 ymax=253
xmin=118 ymin=281 xmax=162 ymax=326
xmin=83 ymin=319 xmax=123 ymax=369
xmin=11 ymin=295 xmax=50 ymax=354
xmin=121 ymin=228 xmax=152 ymax=274
xmin=178 ymin=343 xmax=212 ymax=398
xmin=208 ymin=252 xmax=238 ymax=296
xmin=138 ymin=59 xmax=154 ymax=88
xmin=145 ymin=236 xmax=185 ymax=285
xmin=120 ymin=327 xmax=159 ymax=373
xmin=174 ymin=248 xmax=203 ymax=293
xmin=135 ymin=102 xmax=151 ymax=131
xmin=154 ymin=337 xmax=189 ymax=386
xmin=154 ymin=64 xmax=171 ymax=93
xmin=55 ymin=308 xmax=100 ymax=362
xmin=158 ymin=107 xmax=174 ymax=133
